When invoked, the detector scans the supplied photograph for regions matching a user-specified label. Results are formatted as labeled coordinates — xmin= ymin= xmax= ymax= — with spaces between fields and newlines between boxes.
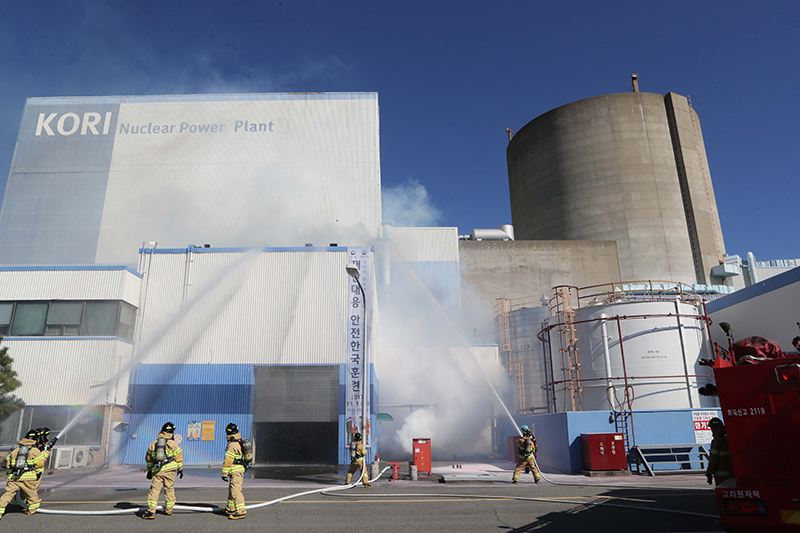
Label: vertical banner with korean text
xmin=346 ymin=247 xmax=371 ymax=447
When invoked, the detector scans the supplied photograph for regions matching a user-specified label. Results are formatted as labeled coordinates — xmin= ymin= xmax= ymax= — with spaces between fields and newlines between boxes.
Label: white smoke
xmin=382 ymin=178 xmax=442 ymax=227
xmin=377 ymin=180 xmax=507 ymax=460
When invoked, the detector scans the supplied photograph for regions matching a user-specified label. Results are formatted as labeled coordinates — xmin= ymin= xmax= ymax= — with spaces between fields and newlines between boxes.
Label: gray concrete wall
xmin=664 ymin=93 xmax=726 ymax=285
xmin=459 ymin=239 xmax=622 ymax=414
xmin=507 ymin=92 xmax=723 ymax=286
xmin=458 ymin=240 xmax=622 ymax=309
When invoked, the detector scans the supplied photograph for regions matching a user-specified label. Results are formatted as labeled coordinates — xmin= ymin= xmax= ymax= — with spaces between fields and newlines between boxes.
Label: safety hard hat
xmin=353 ymin=432 xmax=362 ymax=441
xmin=25 ymin=429 xmax=38 ymax=439
xmin=520 ymin=425 xmax=530 ymax=432
xmin=226 ymin=423 xmax=239 ymax=435
xmin=161 ymin=422 xmax=176 ymax=434
xmin=708 ymin=417 xmax=724 ymax=429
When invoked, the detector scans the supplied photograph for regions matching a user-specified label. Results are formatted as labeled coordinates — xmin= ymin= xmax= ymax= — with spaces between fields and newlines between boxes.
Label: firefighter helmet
xmin=708 ymin=417 xmax=724 ymax=429
xmin=522 ymin=428 xmax=533 ymax=438
xmin=161 ymin=422 xmax=176 ymax=434
xmin=353 ymin=432 xmax=362 ymax=442
xmin=25 ymin=428 xmax=38 ymax=439
xmin=226 ymin=423 xmax=239 ymax=435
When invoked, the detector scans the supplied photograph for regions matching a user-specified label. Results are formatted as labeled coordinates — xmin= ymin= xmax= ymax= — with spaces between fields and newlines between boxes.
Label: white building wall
xmin=135 ymin=248 xmax=376 ymax=366
xmin=389 ymin=227 xmax=459 ymax=262
xmin=3 ymin=338 xmax=132 ymax=405
xmin=0 ymin=267 xmax=141 ymax=305
xmin=707 ymin=267 xmax=800 ymax=352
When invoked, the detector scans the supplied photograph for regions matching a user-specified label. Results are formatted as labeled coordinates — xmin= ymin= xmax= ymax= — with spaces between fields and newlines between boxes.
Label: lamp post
xmin=346 ymin=265 xmax=369 ymax=443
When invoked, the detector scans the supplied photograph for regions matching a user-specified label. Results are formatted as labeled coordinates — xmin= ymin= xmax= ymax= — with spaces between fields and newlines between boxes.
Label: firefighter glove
xmin=222 ymin=475 xmax=229 ymax=482
xmin=146 ymin=470 xmax=153 ymax=480
xmin=706 ymin=473 xmax=713 ymax=485
xmin=178 ymin=470 xmax=183 ymax=479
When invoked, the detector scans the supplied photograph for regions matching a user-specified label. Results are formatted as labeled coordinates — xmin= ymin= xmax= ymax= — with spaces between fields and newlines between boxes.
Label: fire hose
xmin=17 ymin=465 xmax=391 ymax=516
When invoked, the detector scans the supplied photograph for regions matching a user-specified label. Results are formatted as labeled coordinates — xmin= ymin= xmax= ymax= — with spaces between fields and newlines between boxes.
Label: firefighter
xmin=143 ymin=422 xmax=183 ymax=519
xmin=0 ymin=429 xmax=47 ymax=518
xmin=706 ymin=417 xmax=733 ymax=486
xmin=32 ymin=428 xmax=56 ymax=491
xmin=344 ymin=432 xmax=371 ymax=487
xmin=512 ymin=426 xmax=541 ymax=484
xmin=221 ymin=423 xmax=247 ymax=520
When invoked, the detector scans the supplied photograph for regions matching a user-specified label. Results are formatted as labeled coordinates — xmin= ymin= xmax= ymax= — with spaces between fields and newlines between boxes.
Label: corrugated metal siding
xmin=253 ymin=366 xmax=339 ymax=422
xmin=135 ymin=250 xmax=355 ymax=365
xmin=2 ymin=338 xmax=132 ymax=405
xmin=124 ymin=363 xmax=253 ymax=465
xmin=0 ymin=269 xmax=141 ymax=305
xmin=390 ymin=227 xmax=459 ymax=262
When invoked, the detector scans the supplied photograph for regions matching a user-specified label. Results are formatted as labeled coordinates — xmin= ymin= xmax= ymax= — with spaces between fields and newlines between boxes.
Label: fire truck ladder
xmin=494 ymin=298 xmax=525 ymax=415
xmin=551 ymin=287 xmax=582 ymax=411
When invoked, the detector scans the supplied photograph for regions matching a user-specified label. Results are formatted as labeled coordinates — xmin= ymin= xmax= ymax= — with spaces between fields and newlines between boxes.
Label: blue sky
xmin=0 ymin=0 xmax=797 ymax=260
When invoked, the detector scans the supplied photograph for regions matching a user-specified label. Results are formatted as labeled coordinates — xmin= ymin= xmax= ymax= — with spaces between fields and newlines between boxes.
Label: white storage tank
xmin=566 ymin=299 xmax=712 ymax=411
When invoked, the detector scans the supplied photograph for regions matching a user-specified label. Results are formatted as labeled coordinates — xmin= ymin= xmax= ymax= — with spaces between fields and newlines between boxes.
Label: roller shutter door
xmin=253 ymin=365 xmax=338 ymax=422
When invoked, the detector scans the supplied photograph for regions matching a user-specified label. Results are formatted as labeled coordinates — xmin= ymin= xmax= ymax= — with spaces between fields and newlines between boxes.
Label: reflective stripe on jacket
xmin=222 ymin=433 xmax=246 ymax=475
xmin=4 ymin=438 xmax=45 ymax=480
xmin=707 ymin=434 xmax=732 ymax=478
xmin=145 ymin=432 xmax=184 ymax=473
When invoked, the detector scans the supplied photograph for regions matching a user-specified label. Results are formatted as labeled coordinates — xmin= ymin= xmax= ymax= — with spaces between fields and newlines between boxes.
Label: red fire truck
xmin=712 ymin=350 xmax=800 ymax=532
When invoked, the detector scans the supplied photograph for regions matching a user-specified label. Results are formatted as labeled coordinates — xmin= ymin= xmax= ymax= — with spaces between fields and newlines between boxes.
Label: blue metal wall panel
xmin=124 ymin=364 xmax=254 ymax=465
xmin=500 ymin=408 xmax=722 ymax=474
xmin=127 ymin=362 xmax=379 ymax=466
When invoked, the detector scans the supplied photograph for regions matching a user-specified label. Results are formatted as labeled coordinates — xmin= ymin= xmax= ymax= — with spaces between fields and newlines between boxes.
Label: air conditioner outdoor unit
xmin=71 ymin=446 xmax=91 ymax=468
xmin=50 ymin=447 xmax=73 ymax=470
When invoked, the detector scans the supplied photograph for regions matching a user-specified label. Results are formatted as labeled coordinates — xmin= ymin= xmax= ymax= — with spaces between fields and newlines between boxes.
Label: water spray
xmin=57 ymin=249 xmax=263 ymax=441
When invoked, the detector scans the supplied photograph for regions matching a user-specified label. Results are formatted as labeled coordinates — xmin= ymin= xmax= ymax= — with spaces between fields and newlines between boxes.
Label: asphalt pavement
xmin=0 ymin=461 xmax=724 ymax=532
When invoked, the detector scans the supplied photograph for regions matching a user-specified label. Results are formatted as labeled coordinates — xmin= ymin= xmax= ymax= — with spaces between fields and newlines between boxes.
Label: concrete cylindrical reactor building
xmin=507 ymin=90 xmax=725 ymax=286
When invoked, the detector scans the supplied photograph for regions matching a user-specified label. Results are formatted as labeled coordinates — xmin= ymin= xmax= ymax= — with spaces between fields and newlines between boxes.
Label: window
xmin=0 ymin=300 xmax=137 ymax=340
xmin=10 ymin=302 xmax=48 ymax=336
xmin=118 ymin=302 xmax=136 ymax=341
xmin=0 ymin=406 xmax=104 ymax=446
xmin=46 ymin=301 xmax=84 ymax=336
xmin=83 ymin=301 xmax=118 ymax=336
xmin=0 ymin=303 xmax=12 ymax=336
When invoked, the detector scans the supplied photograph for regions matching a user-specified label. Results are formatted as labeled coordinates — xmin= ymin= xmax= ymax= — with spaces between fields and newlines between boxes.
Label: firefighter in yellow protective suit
xmin=512 ymin=426 xmax=541 ymax=484
xmin=143 ymin=422 xmax=183 ymax=519
xmin=706 ymin=417 xmax=734 ymax=486
xmin=0 ymin=429 xmax=47 ymax=518
xmin=221 ymin=423 xmax=247 ymax=520
xmin=32 ymin=428 xmax=56 ymax=492
xmin=344 ymin=432 xmax=371 ymax=487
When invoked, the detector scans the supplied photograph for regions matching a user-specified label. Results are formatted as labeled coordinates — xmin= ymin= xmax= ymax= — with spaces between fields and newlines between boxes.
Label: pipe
xmin=599 ymin=313 xmax=614 ymax=409
xmin=747 ymin=251 xmax=758 ymax=285
xmin=674 ymin=297 xmax=694 ymax=408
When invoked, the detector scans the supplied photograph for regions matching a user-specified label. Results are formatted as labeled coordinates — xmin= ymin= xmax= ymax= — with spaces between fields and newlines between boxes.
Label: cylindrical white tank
xmin=558 ymin=299 xmax=713 ymax=411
